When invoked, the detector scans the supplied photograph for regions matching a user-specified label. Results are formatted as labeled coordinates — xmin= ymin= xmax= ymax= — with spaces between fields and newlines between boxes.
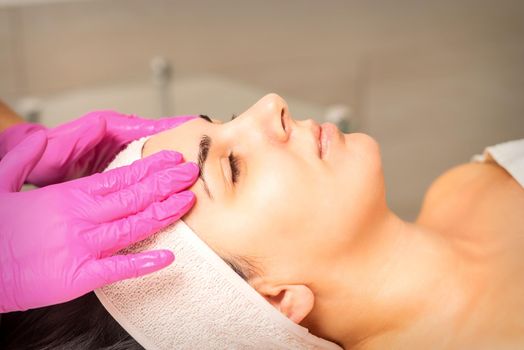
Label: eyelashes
xmin=199 ymin=113 xmax=241 ymax=185
xmin=228 ymin=153 xmax=240 ymax=184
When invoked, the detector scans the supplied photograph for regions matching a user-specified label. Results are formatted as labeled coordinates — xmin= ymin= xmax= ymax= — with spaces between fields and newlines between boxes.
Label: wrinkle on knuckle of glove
xmin=111 ymin=254 xmax=136 ymax=280
xmin=100 ymin=172 xmax=121 ymax=193
xmin=124 ymin=255 xmax=139 ymax=279
xmin=114 ymin=187 xmax=141 ymax=214
xmin=130 ymin=159 xmax=152 ymax=179
xmin=148 ymin=200 xmax=173 ymax=221
xmin=108 ymin=216 xmax=133 ymax=248
xmin=79 ymin=230 xmax=103 ymax=258
xmin=152 ymin=170 xmax=181 ymax=196
xmin=156 ymin=149 xmax=182 ymax=163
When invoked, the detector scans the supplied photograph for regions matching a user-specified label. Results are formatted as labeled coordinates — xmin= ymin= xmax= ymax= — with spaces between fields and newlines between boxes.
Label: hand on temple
xmin=0 ymin=131 xmax=198 ymax=313
xmin=0 ymin=110 xmax=196 ymax=187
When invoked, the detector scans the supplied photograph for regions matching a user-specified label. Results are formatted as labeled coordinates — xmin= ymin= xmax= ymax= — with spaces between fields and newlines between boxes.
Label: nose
xmin=255 ymin=93 xmax=290 ymax=142
xmin=229 ymin=93 xmax=291 ymax=152
xmin=260 ymin=93 xmax=288 ymax=118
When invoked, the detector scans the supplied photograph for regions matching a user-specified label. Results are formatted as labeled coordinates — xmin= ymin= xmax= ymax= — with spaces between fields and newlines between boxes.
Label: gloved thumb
xmin=0 ymin=130 xmax=47 ymax=192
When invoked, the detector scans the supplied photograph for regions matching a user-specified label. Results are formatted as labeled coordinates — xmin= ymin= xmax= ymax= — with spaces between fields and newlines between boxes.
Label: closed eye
xmin=228 ymin=152 xmax=240 ymax=184
xmin=199 ymin=114 xmax=241 ymax=187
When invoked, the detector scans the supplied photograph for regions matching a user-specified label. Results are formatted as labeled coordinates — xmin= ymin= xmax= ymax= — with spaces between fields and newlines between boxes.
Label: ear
xmin=254 ymin=282 xmax=315 ymax=324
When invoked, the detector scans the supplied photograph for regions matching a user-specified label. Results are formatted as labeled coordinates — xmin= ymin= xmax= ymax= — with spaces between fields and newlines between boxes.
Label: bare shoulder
xmin=417 ymin=162 xmax=524 ymax=238
xmin=416 ymin=163 xmax=524 ymax=349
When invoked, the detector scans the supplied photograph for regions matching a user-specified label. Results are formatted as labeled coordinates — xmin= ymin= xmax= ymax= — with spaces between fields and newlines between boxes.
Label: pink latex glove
xmin=0 ymin=111 xmax=196 ymax=187
xmin=0 ymin=131 xmax=198 ymax=313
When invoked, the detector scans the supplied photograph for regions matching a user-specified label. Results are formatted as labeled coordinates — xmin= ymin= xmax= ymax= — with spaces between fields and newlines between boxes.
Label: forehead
xmin=142 ymin=117 xmax=215 ymax=206
xmin=143 ymin=118 xmax=211 ymax=163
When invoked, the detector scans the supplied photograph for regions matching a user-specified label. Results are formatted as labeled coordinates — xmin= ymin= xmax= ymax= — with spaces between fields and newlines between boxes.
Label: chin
xmin=345 ymin=132 xmax=381 ymax=162
xmin=343 ymin=132 xmax=385 ymax=190
xmin=345 ymin=132 xmax=378 ymax=146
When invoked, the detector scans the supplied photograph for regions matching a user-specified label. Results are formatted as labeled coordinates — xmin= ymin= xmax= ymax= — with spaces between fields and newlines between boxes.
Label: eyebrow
xmin=197 ymin=134 xmax=214 ymax=200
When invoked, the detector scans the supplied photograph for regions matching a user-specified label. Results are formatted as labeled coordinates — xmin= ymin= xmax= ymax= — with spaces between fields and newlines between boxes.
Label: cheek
xmin=187 ymin=156 xmax=314 ymax=258
xmin=238 ymin=158 xmax=324 ymax=241
xmin=245 ymin=154 xmax=315 ymax=218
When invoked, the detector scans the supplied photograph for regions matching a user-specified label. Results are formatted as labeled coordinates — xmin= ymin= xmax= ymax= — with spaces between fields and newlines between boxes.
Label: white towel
xmin=95 ymin=137 xmax=343 ymax=350
xmin=472 ymin=138 xmax=524 ymax=188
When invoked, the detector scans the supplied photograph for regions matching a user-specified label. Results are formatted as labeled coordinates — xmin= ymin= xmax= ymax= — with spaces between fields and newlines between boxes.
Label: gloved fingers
xmin=87 ymin=190 xmax=195 ymax=256
xmin=0 ymin=122 xmax=46 ymax=159
xmin=92 ymin=162 xmax=198 ymax=222
xmin=82 ymin=150 xmax=185 ymax=196
xmin=47 ymin=113 xmax=107 ymax=156
xmin=27 ymin=115 xmax=107 ymax=187
xmin=86 ymin=250 xmax=175 ymax=288
xmin=0 ymin=131 xmax=47 ymax=192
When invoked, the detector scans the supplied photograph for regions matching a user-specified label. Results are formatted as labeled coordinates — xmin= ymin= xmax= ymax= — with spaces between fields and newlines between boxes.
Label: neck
xmin=308 ymin=210 xmax=476 ymax=349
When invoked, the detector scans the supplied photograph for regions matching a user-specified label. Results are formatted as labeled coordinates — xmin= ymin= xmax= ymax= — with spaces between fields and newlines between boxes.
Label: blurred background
xmin=1 ymin=0 xmax=523 ymax=219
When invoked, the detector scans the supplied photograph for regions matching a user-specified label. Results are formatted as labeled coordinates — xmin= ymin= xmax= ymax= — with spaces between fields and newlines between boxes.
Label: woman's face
xmin=143 ymin=93 xmax=386 ymax=287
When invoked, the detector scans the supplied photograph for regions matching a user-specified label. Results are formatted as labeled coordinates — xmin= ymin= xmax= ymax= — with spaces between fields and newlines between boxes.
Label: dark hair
xmin=0 ymin=256 xmax=258 ymax=349
xmin=0 ymin=292 xmax=142 ymax=350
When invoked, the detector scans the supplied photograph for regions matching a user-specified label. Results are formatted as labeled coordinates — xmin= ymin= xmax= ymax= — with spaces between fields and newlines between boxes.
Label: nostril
xmin=280 ymin=107 xmax=291 ymax=133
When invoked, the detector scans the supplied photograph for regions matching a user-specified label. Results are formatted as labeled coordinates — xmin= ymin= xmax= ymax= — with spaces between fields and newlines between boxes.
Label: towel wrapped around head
xmin=94 ymin=136 xmax=343 ymax=350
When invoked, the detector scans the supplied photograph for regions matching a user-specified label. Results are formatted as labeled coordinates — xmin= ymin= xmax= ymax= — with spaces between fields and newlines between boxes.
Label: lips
xmin=319 ymin=122 xmax=339 ymax=159
xmin=310 ymin=121 xmax=339 ymax=159
xmin=309 ymin=122 xmax=322 ymax=158
xmin=318 ymin=126 xmax=324 ymax=158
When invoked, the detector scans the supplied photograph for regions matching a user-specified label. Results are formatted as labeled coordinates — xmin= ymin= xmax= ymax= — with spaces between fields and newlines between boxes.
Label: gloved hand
xmin=0 ymin=111 xmax=196 ymax=187
xmin=0 ymin=131 xmax=198 ymax=313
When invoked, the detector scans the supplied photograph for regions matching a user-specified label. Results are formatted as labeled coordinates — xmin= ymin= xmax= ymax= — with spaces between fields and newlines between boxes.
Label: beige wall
xmin=1 ymin=0 xmax=523 ymax=219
